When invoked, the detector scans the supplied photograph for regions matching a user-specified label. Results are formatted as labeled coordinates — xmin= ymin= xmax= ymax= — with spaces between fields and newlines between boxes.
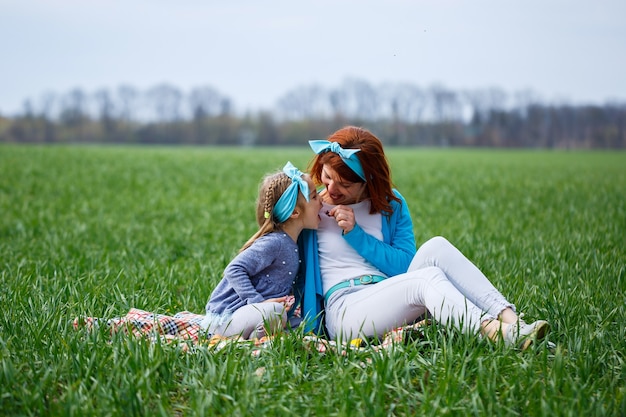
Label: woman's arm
xmin=343 ymin=191 xmax=416 ymax=276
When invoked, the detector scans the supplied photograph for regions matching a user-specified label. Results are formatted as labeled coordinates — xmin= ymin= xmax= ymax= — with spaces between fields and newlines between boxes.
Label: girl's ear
xmin=289 ymin=209 xmax=301 ymax=219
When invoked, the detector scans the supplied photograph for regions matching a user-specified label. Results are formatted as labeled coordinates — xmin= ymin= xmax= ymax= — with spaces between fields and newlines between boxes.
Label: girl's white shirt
xmin=317 ymin=200 xmax=385 ymax=293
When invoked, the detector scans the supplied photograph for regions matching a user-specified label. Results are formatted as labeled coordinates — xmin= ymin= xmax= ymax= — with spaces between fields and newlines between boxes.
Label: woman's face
xmin=320 ymin=164 xmax=366 ymax=205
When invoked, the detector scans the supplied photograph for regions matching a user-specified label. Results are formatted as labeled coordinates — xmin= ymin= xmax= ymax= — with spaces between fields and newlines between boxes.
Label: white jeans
xmin=203 ymin=302 xmax=287 ymax=339
xmin=325 ymin=236 xmax=515 ymax=340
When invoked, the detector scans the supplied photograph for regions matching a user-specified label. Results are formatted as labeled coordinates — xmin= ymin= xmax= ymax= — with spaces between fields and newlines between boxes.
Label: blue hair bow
xmin=308 ymin=140 xmax=366 ymax=181
xmin=272 ymin=161 xmax=309 ymax=223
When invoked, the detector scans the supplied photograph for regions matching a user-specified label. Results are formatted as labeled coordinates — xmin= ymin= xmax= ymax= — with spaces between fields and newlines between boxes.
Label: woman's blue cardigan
xmin=295 ymin=190 xmax=417 ymax=334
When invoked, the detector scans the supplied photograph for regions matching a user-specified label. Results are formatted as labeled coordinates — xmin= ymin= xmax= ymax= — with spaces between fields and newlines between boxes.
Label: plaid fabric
xmin=74 ymin=310 xmax=432 ymax=355
xmin=73 ymin=308 xmax=206 ymax=342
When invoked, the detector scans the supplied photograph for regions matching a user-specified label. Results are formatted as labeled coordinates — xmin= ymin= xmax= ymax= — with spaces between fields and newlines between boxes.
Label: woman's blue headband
xmin=308 ymin=140 xmax=366 ymax=182
xmin=269 ymin=161 xmax=310 ymax=223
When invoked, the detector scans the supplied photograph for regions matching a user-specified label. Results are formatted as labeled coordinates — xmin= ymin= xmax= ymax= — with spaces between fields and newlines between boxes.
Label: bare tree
xmin=341 ymin=78 xmax=379 ymax=120
xmin=146 ymin=83 xmax=183 ymax=121
xmin=189 ymin=86 xmax=223 ymax=119
xmin=95 ymin=88 xmax=116 ymax=139
xmin=388 ymin=83 xmax=427 ymax=123
xmin=58 ymin=88 xmax=90 ymax=141
xmin=117 ymin=85 xmax=139 ymax=122
xmin=38 ymin=92 xmax=57 ymax=143
xmin=276 ymin=85 xmax=328 ymax=120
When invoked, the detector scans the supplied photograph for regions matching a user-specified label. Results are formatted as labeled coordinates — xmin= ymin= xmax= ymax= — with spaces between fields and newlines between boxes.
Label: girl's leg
xmin=211 ymin=302 xmax=287 ymax=339
xmin=409 ymin=236 xmax=517 ymax=322
xmin=325 ymin=266 xmax=495 ymax=340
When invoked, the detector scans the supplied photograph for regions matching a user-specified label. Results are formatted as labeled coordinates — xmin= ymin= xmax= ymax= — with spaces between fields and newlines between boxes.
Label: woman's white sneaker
xmin=504 ymin=320 xmax=550 ymax=350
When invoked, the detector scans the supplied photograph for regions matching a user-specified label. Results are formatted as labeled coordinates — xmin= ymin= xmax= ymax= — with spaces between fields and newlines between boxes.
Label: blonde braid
xmin=263 ymin=175 xmax=278 ymax=223
xmin=240 ymin=171 xmax=293 ymax=252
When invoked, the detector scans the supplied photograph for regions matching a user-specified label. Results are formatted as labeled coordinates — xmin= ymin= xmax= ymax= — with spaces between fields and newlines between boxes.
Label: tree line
xmin=1 ymin=79 xmax=624 ymax=148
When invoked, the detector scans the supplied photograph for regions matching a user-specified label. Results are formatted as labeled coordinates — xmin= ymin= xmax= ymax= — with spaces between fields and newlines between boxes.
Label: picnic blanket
xmin=73 ymin=308 xmax=206 ymax=341
xmin=73 ymin=308 xmax=432 ymax=355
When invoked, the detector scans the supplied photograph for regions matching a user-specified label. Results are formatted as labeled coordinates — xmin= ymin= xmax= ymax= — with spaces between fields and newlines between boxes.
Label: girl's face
xmin=320 ymin=164 xmax=366 ymax=205
xmin=300 ymin=176 xmax=323 ymax=229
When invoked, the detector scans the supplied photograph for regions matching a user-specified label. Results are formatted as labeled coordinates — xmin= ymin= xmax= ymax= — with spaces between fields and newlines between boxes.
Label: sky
xmin=1 ymin=0 xmax=625 ymax=116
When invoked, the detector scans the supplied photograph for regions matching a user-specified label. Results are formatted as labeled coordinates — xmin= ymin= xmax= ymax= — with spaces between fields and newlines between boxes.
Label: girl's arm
xmin=222 ymin=240 xmax=276 ymax=305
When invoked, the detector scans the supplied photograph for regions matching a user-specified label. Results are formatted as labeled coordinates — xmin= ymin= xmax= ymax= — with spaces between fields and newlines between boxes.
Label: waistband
xmin=324 ymin=274 xmax=387 ymax=303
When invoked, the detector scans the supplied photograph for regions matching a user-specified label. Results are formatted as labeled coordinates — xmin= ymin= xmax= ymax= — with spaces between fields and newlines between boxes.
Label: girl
xmin=74 ymin=162 xmax=321 ymax=343
xmin=200 ymin=161 xmax=322 ymax=339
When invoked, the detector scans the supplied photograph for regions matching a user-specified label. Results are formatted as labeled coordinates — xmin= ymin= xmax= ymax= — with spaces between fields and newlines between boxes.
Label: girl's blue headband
xmin=269 ymin=161 xmax=309 ymax=223
xmin=308 ymin=140 xmax=366 ymax=181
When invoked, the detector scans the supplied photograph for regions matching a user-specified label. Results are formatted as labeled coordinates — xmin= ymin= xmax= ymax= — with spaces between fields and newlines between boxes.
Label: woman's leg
xmin=325 ymin=266 xmax=495 ymax=340
xmin=409 ymin=236 xmax=517 ymax=322
xmin=211 ymin=302 xmax=287 ymax=339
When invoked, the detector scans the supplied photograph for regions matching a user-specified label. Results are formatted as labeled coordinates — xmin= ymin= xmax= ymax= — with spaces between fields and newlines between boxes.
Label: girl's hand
xmin=329 ymin=205 xmax=356 ymax=233
xmin=264 ymin=295 xmax=295 ymax=311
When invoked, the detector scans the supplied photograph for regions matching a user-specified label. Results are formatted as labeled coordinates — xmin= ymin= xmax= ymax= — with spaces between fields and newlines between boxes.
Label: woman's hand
xmin=264 ymin=295 xmax=295 ymax=311
xmin=329 ymin=205 xmax=356 ymax=234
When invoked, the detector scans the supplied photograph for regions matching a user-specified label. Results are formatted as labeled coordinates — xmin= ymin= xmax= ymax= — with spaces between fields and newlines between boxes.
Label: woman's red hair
xmin=308 ymin=126 xmax=400 ymax=215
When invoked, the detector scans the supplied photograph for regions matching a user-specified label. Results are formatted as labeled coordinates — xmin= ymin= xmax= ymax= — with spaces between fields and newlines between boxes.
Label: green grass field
xmin=1 ymin=145 xmax=624 ymax=416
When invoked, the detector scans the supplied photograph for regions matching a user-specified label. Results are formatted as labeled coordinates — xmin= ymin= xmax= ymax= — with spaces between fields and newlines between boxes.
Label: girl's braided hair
xmin=239 ymin=171 xmax=296 ymax=252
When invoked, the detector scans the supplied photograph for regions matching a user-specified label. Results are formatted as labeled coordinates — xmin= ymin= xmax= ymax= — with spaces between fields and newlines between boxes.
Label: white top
xmin=317 ymin=200 xmax=385 ymax=293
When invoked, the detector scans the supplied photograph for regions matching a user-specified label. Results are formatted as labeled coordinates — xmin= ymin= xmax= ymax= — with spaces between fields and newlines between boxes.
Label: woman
xmin=297 ymin=126 xmax=549 ymax=350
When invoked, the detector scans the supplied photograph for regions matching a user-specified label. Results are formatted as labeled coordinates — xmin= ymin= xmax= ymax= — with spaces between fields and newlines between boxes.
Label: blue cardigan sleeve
xmin=342 ymin=190 xmax=416 ymax=277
